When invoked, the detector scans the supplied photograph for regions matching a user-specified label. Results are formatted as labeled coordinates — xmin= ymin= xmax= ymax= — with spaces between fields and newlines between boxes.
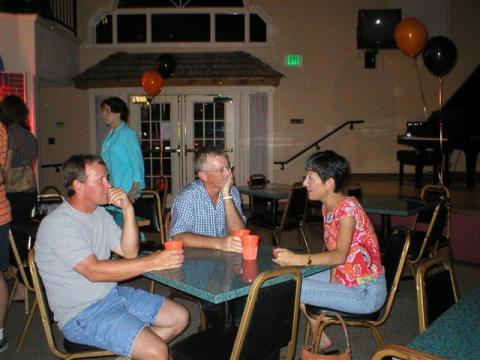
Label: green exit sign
xmin=285 ymin=54 xmax=303 ymax=67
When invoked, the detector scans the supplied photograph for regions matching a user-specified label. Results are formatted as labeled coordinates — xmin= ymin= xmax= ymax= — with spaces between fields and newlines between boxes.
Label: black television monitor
xmin=357 ymin=9 xmax=402 ymax=49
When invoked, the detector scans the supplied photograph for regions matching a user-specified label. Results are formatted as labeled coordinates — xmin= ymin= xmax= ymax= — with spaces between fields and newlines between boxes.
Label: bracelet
xmin=223 ymin=195 xmax=233 ymax=200
xmin=306 ymin=255 xmax=312 ymax=267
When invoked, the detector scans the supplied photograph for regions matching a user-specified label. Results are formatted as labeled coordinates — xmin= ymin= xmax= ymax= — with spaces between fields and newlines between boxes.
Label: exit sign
xmin=285 ymin=54 xmax=303 ymax=67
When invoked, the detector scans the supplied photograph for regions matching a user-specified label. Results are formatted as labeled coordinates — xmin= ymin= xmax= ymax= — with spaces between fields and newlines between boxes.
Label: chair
xmin=245 ymin=174 xmax=271 ymax=219
xmin=397 ymin=149 xmax=438 ymax=188
xmin=416 ymin=185 xmax=452 ymax=261
xmin=133 ymin=190 xmax=165 ymax=246
xmin=304 ymin=227 xmax=411 ymax=351
xmin=7 ymin=227 xmax=37 ymax=315
xmin=407 ymin=201 xmax=448 ymax=276
xmin=154 ymin=175 xmax=169 ymax=232
xmin=32 ymin=187 xmax=65 ymax=219
xmin=250 ymin=182 xmax=309 ymax=250
xmin=16 ymin=249 xmax=113 ymax=358
xmin=170 ymin=267 xmax=302 ymax=360
xmin=415 ymin=256 xmax=458 ymax=333
xmin=372 ymin=344 xmax=443 ymax=360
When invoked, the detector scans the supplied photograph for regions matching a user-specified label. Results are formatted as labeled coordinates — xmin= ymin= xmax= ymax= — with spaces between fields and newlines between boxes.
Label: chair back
xmin=154 ymin=176 xmax=169 ymax=218
xmin=248 ymin=174 xmax=268 ymax=189
xmin=231 ymin=267 xmax=302 ymax=360
xmin=32 ymin=192 xmax=65 ymax=218
xmin=409 ymin=202 xmax=448 ymax=264
xmin=378 ymin=228 xmax=411 ymax=321
xmin=28 ymin=249 xmax=112 ymax=358
xmin=248 ymin=174 xmax=270 ymax=214
xmin=134 ymin=190 xmax=165 ymax=242
xmin=414 ymin=185 xmax=449 ymax=227
xmin=372 ymin=344 xmax=443 ymax=359
xmin=415 ymin=256 xmax=458 ymax=332
xmin=278 ymin=182 xmax=307 ymax=231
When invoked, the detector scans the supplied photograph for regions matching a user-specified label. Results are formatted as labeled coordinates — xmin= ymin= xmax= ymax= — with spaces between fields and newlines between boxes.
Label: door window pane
xmin=215 ymin=122 xmax=224 ymax=138
xmin=96 ymin=15 xmax=112 ymax=44
xmin=118 ymin=14 xmax=146 ymax=43
xmin=215 ymin=102 xmax=225 ymax=120
xmin=205 ymin=121 xmax=214 ymax=137
xmin=152 ymin=14 xmax=210 ymax=42
xmin=215 ymin=14 xmax=244 ymax=42
xmin=194 ymin=103 xmax=204 ymax=120
xmin=250 ymin=13 xmax=267 ymax=42
xmin=204 ymin=103 xmax=213 ymax=120
xmin=194 ymin=122 xmax=204 ymax=138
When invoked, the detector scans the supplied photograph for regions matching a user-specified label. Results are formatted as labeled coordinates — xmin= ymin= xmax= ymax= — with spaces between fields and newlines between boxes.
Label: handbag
xmin=301 ymin=312 xmax=352 ymax=360
xmin=5 ymin=130 xmax=36 ymax=193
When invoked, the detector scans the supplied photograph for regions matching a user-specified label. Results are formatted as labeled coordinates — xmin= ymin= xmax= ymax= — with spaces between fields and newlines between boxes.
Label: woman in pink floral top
xmin=273 ymin=150 xmax=386 ymax=350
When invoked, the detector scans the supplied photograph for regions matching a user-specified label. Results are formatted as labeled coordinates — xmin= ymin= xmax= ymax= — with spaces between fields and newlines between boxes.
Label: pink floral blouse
xmin=323 ymin=197 xmax=383 ymax=286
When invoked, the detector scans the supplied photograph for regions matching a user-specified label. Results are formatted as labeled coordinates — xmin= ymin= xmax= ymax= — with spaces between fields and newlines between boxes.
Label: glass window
xmin=215 ymin=102 xmax=225 ymax=120
xmin=117 ymin=14 xmax=146 ymax=43
xmin=96 ymin=15 xmax=112 ymax=44
xmin=118 ymin=0 xmax=244 ymax=8
xmin=250 ymin=13 xmax=267 ymax=42
xmin=152 ymin=14 xmax=210 ymax=42
xmin=215 ymin=13 xmax=244 ymax=42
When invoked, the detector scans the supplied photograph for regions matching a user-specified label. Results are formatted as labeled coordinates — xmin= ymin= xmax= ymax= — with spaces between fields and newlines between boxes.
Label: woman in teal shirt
xmin=100 ymin=97 xmax=144 ymax=222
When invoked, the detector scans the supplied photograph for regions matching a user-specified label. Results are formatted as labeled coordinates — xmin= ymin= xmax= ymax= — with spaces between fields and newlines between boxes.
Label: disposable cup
xmin=242 ymin=235 xmax=259 ymax=260
xmin=164 ymin=240 xmax=184 ymax=250
xmin=233 ymin=229 xmax=250 ymax=238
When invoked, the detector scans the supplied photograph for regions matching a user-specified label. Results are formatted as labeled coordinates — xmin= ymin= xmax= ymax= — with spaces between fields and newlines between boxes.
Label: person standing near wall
xmin=100 ymin=97 xmax=144 ymax=226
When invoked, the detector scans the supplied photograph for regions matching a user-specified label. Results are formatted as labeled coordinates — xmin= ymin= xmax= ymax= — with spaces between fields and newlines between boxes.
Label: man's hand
xmin=128 ymin=188 xmax=137 ymax=204
xmin=149 ymin=249 xmax=185 ymax=270
xmin=108 ymin=188 xmax=132 ymax=210
xmin=220 ymin=170 xmax=234 ymax=197
xmin=219 ymin=235 xmax=242 ymax=253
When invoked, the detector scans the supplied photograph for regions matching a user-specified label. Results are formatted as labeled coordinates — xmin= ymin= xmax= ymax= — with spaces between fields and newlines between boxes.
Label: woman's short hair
xmin=194 ymin=146 xmax=228 ymax=173
xmin=62 ymin=154 xmax=106 ymax=197
xmin=0 ymin=95 xmax=29 ymax=129
xmin=306 ymin=150 xmax=350 ymax=192
xmin=100 ymin=97 xmax=129 ymax=122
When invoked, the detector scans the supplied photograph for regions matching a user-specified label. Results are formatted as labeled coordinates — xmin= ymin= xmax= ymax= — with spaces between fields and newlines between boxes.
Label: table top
xmin=238 ymin=183 xmax=291 ymax=199
xmin=143 ymin=245 xmax=329 ymax=304
xmin=360 ymin=194 xmax=437 ymax=217
xmin=409 ymin=286 xmax=480 ymax=359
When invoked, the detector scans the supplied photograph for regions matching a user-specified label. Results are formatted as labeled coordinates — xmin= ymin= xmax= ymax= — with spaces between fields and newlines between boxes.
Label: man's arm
xmin=74 ymin=250 xmax=184 ymax=282
xmin=172 ymin=232 xmax=241 ymax=252
xmin=109 ymin=188 xmax=139 ymax=258
xmin=221 ymin=173 xmax=245 ymax=234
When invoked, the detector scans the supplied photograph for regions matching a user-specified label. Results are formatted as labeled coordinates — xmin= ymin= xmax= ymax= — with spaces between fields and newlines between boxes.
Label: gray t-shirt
xmin=35 ymin=201 xmax=122 ymax=329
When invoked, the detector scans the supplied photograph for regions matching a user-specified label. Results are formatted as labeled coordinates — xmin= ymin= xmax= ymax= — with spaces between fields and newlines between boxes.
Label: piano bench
xmin=397 ymin=150 xmax=437 ymax=187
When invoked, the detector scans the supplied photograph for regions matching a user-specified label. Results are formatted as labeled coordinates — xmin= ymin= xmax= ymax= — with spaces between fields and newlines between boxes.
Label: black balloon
xmin=422 ymin=36 xmax=457 ymax=77
xmin=156 ymin=54 xmax=176 ymax=79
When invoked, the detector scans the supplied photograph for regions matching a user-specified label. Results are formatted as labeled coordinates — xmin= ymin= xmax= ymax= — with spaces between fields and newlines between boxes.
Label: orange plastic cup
xmin=242 ymin=235 xmax=259 ymax=260
xmin=164 ymin=240 xmax=184 ymax=250
xmin=233 ymin=229 xmax=250 ymax=238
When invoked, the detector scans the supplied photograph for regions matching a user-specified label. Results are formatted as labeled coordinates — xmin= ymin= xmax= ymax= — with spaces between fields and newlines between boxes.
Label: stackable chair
xmin=32 ymin=186 xmax=65 ymax=219
xmin=16 ymin=250 xmax=113 ymax=359
xmin=304 ymin=228 xmax=411 ymax=351
xmin=171 ymin=267 xmax=302 ymax=360
xmin=372 ymin=344 xmax=443 ymax=360
xmin=415 ymin=256 xmax=458 ymax=333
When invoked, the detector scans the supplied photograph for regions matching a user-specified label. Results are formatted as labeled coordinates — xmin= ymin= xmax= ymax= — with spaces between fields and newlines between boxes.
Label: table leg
xmin=381 ymin=214 xmax=391 ymax=244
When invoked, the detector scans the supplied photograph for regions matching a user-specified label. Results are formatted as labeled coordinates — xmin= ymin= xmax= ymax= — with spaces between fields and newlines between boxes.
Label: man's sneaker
xmin=0 ymin=334 xmax=8 ymax=353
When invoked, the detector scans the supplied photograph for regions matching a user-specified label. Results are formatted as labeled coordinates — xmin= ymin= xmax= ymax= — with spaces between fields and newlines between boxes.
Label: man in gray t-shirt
xmin=35 ymin=154 xmax=188 ymax=359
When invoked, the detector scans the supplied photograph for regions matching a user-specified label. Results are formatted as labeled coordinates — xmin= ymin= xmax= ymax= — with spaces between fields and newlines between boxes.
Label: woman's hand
xmin=272 ymin=248 xmax=306 ymax=266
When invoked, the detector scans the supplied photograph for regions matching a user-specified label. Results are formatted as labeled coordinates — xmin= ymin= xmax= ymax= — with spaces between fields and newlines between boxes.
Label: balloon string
xmin=438 ymin=77 xmax=444 ymax=186
xmin=414 ymin=57 xmax=429 ymax=120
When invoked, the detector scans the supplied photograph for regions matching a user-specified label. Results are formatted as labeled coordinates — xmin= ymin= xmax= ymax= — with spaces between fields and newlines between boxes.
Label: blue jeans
xmin=62 ymin=286 xmax=164 ymax=356
xmin=301 ymin=270 xmax=387 ymax=314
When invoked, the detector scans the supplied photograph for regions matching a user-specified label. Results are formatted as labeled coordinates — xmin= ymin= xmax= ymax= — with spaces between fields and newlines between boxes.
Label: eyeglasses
xmin=203 ymin=166 xmax=234 ymax=173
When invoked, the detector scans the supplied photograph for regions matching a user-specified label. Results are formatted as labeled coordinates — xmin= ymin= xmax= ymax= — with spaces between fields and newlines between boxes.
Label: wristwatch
xmin=306 ymin=255 xmax=312 ymax=267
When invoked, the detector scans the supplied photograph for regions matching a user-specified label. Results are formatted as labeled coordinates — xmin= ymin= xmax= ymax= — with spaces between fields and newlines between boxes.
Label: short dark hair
xmin=305 ymin=150 xmax=350 ymax=192
xmin=100 ymin=97 xmax=129 ymax=122
xmin=0 ymin=95 xmax=29 ymax=130
xmin=194 ymin=146 xmax=228 ymax=173
xmin=62 ymin=154 xmax=106 ymax=197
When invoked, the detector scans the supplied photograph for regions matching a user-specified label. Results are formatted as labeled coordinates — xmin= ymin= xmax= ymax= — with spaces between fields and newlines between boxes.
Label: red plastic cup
xmin=233 ymin=229 xmax=250 ymax=238
xmin=164 ymin=240 xmax=184 ymax=250
xmin=242 ymin=235 xmax=259 ymax=260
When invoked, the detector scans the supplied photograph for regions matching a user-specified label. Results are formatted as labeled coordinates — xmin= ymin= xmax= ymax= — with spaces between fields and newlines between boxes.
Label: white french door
xmin=132 ymin=94 xmax=235 ymax=204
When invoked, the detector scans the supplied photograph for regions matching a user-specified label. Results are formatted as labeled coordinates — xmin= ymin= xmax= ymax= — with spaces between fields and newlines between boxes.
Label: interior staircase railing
xmin=274 ymin=120 xmax=365 ymax=170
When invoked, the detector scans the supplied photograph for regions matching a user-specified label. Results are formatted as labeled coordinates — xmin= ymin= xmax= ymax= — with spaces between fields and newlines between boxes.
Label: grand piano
xmin=397 ymin=65 xmax=480 ymax=188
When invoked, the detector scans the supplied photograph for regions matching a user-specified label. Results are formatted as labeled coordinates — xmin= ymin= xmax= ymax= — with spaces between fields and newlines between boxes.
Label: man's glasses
xmin=203 ymin=166 xmax=234 ymax=173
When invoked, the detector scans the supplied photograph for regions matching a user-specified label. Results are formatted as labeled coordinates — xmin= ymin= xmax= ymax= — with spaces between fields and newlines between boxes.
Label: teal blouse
xmin=101 ymin=121 xmax=145 ymax=194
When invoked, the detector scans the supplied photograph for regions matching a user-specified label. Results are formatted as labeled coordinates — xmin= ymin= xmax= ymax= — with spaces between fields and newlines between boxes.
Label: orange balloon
xmin=141 ymin=70 xmax=164 ymax=97
xmin=395 ymin=17 xmax=428 ymax=58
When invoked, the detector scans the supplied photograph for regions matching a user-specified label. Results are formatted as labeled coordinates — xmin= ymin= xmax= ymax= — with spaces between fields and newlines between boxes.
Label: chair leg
xmin=16 ymin=298 xmax=38 ymax=352
xmin=7 ymin=278 xmax=19 ymax=312
xmin=149 ymin=280 xmax=156 ymax=294
xmin=370 ymin=325 xmax=384 ymax=348
xmin=303 ymin=320 xmax=311 ymax=346
xmin=399 ymin=162 xmax=404 ymax=185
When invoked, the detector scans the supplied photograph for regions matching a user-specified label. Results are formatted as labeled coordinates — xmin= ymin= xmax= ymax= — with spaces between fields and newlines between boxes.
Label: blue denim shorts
xmin=62 ymin=286 xmax=164 ymax=356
